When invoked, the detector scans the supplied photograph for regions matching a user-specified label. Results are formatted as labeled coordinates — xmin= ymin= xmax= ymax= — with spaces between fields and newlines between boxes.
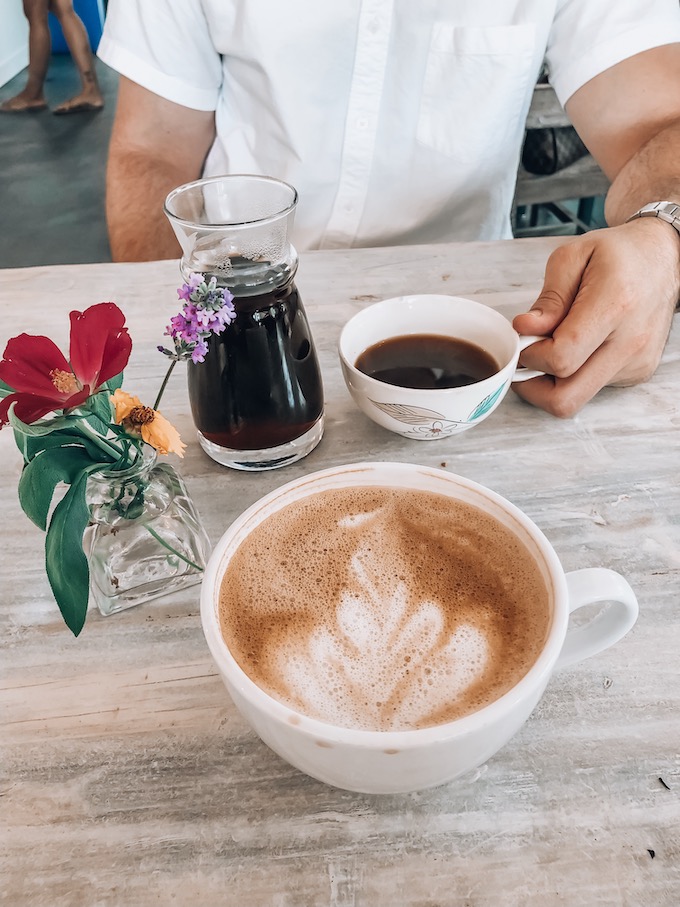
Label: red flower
xmin=0 ymin=303 xmax=132 ymax=426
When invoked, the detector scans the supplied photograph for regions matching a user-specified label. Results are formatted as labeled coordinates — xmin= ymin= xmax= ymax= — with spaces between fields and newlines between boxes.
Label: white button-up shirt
xmin=99 ymin=0 xmax=680 ymax=251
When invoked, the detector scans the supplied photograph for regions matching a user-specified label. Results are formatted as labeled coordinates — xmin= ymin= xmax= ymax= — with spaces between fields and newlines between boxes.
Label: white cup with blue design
xmin=338 ymin=294 xmax=543 ymax=440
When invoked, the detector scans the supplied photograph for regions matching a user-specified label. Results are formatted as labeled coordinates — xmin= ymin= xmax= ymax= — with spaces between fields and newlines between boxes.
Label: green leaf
xmin=19 ymin=446 xmax=105 ymax=531
xmin=0 ymin=378 xmax=14 ymax=399
xmin=100 ymin=372 xmax=124 ymax=394
xmin=45 ymin=467 xmax=100 ymax=637
xmin=467 ymin=383 xmax=507 ymax=422
xmin=107 ymin=423 xmax=133 ymax=439
xmin=122 ymin=482 xmax=146 ymax=520
xmin=8 ymin=405 xmax=74 ymax=437
xmin=81 ymin=375 xmax=124 ymax=435
xmin=15 ymin=429 xmax=112 ymax=465
xmin=83 ymin=388 xmax=115 ymax=436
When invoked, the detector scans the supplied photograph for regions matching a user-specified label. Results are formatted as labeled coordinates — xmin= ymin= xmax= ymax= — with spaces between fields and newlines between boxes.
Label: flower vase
xmin=86 ymin=446 xmax=211 ymax=616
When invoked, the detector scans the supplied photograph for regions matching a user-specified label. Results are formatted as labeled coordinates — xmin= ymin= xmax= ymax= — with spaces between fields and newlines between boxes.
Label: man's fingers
xmin=510 ymin=221 xmax=679 ymax=417
xmin=517 ymin=288 xmax=619 ymax=378
xmin=515 ymin=234 xmax=639 ymax=378
xmin=511 ymin=336 xmax=630 ymax=418
xmin=512 ymin=238 xmax=595 ymax=337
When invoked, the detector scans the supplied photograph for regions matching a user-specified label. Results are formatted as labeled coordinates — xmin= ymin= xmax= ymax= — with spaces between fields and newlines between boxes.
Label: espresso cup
xmin=338 ymin=294 xmax=543 ymax=440
xmin=200 ymin=462 xmax=638 ymax=794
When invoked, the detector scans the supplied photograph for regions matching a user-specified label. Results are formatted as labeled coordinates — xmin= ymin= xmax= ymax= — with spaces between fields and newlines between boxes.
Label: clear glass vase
xmin=86 ymin=446 xmax=211 ymax=616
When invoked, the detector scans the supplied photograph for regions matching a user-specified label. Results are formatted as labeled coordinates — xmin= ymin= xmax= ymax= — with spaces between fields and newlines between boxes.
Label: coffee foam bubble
xmin=218 ymin=486 xmax=550 ymax=731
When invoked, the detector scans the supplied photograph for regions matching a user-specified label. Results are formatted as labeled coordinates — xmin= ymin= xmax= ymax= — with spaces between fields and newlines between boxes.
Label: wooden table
xmin=1 ymin=239 xmax=679 ymax=906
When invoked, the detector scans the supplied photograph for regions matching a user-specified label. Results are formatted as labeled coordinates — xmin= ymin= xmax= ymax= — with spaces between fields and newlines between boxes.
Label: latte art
xmin=219 ymin=487 xmax=550 ymax=731
xmin=272 ymin=544 xmax=489 ymax=730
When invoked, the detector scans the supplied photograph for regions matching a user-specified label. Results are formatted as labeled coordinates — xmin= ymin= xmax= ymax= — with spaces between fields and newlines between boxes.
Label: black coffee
xmin=355 ymin=334 xmax=499 ymax=389
xmin=187 ymin=281 xmax=324 ymax=450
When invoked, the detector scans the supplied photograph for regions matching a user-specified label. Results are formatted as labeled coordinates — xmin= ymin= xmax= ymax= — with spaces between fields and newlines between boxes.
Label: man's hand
xmin=512 ymin=43 xmax=680 ymax=417
xmin=512 ymin=218 xmax=679 ymax=417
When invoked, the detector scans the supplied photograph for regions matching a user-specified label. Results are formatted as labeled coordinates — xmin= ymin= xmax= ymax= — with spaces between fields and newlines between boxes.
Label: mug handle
xmin=512 ymin=334 xmax=545 ymax=382
xmin=556 ymin=568 xmax=639 ymax=670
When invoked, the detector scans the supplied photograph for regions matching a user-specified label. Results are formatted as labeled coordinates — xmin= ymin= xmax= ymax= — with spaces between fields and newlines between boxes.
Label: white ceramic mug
xmin=338 ymin=294 xmax=543 ymax=440
xmin=200 ymin=462 xmax=638 ymax=794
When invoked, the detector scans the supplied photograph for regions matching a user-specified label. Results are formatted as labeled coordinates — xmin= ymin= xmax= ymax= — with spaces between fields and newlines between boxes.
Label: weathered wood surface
xmin=1 ymin=239 xmax=679 ymax=907
xmin=524 ymin=83 xmax=570 ymax=131
xmin=514 ymin=153 xmax=609 ymax=208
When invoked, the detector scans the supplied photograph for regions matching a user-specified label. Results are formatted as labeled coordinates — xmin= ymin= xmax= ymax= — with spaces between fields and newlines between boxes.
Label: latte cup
xmin=200 ymin=462 xmax=638 ymax=794
xmin=338 ymin=294 xmax=543 ymax=439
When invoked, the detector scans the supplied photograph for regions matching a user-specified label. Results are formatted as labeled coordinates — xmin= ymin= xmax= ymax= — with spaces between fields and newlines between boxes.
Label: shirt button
xmin=367 ymin=17 xmax=380 ymax=33
xmin=356 ymin=117 xmax=368 ymax=129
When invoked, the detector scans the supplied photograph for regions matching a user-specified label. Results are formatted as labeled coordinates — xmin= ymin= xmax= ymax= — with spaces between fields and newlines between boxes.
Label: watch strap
xmin=625 ymin=201 xmax=680 ymax=236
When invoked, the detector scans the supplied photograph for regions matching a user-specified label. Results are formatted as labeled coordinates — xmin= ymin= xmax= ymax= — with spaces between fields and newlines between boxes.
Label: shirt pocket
xmin=416 ymin=23 xmax=536 ymax=164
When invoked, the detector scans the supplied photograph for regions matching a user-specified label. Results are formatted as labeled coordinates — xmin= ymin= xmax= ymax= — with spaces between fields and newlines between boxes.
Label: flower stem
xmin=153 ymin=359 xmax=178 ymax=411
xmin=144 ymin=523 xmax=203 ymax=572
xmin=79 ymin=418 xmax=127 ymax=461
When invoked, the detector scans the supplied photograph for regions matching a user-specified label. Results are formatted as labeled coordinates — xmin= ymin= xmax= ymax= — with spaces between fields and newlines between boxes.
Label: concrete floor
xmin=0 ymin=54 xmax=118 ymax=268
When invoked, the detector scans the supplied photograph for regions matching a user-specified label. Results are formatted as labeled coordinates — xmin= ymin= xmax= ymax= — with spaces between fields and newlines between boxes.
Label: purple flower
xmin=166 ymin=312 xmax=196 ymax=343
xmin=163 ymin=272 xmax=236 ymax=364
xmin=191 ymin=338 xmax=209 ymax=363
xmin=177 ymin=272 xmax=205 ymax=302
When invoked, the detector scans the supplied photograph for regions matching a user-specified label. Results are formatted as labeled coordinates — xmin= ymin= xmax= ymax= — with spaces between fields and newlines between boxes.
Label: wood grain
xmin=1 ymin=239 xmax=679 ymax=906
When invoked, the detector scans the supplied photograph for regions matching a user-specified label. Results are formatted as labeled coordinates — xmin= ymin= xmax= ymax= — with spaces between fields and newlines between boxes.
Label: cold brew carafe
xmin=164 ymin=175 xmax=324 ymax=470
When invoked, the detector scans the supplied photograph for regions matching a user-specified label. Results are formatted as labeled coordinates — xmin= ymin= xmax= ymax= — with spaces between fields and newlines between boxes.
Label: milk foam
xmin=271 ymin=546 xmax=489 ymax=730
xmin=218 ymin=486 xmax=550 ymax=731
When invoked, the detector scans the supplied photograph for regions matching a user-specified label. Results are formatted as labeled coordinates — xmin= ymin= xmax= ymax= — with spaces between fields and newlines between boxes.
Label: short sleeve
xmin=546 ymin=0 xmax=680 ymax=106
xmin=97 ymin=0 xmax=223 ymax=111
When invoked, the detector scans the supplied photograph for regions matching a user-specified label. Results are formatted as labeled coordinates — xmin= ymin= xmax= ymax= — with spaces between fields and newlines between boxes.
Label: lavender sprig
xmin=155 ymin=273 xmax=236 ymax=409
xmin=158 ymin=273 xmax=236 ymax=365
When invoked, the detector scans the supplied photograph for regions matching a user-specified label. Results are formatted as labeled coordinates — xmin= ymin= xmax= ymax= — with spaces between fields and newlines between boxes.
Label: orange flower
xmin=111 ymin=389 xmax=186 ymax=457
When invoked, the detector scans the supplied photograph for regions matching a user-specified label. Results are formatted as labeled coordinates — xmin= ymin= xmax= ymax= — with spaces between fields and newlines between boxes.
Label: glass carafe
xmin=164 ymin=175 xmax=324 ymax=471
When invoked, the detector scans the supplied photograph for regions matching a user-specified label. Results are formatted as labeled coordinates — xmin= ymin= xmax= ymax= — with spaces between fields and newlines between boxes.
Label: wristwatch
xmin=626 ymin=201 xmax=680 ymax=237
xmin=626 ymin=202 xmax=680 ymax=311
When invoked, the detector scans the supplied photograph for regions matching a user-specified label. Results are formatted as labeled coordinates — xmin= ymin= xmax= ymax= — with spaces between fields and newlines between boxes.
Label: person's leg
xmin=0 ymin=0 xmax=50 ymax=112
xmin=50 ymin=0 xmax=104 ymax=113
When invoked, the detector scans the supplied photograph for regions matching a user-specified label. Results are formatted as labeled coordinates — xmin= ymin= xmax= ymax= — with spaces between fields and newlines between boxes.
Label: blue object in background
xmin=49 ymin=0 xmax=105 ymax=55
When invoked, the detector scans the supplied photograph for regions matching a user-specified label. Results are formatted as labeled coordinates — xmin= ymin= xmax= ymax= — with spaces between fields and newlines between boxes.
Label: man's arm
xmin=513 ymin=44 xmax=680 ymax=417
xmin=106 ymin=77 xmax=216 ymax=262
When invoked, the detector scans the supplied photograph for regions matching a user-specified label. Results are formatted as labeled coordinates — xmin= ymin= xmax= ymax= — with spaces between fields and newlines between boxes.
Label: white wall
xmin=0 ymin=0 xmax=29 ymax=89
